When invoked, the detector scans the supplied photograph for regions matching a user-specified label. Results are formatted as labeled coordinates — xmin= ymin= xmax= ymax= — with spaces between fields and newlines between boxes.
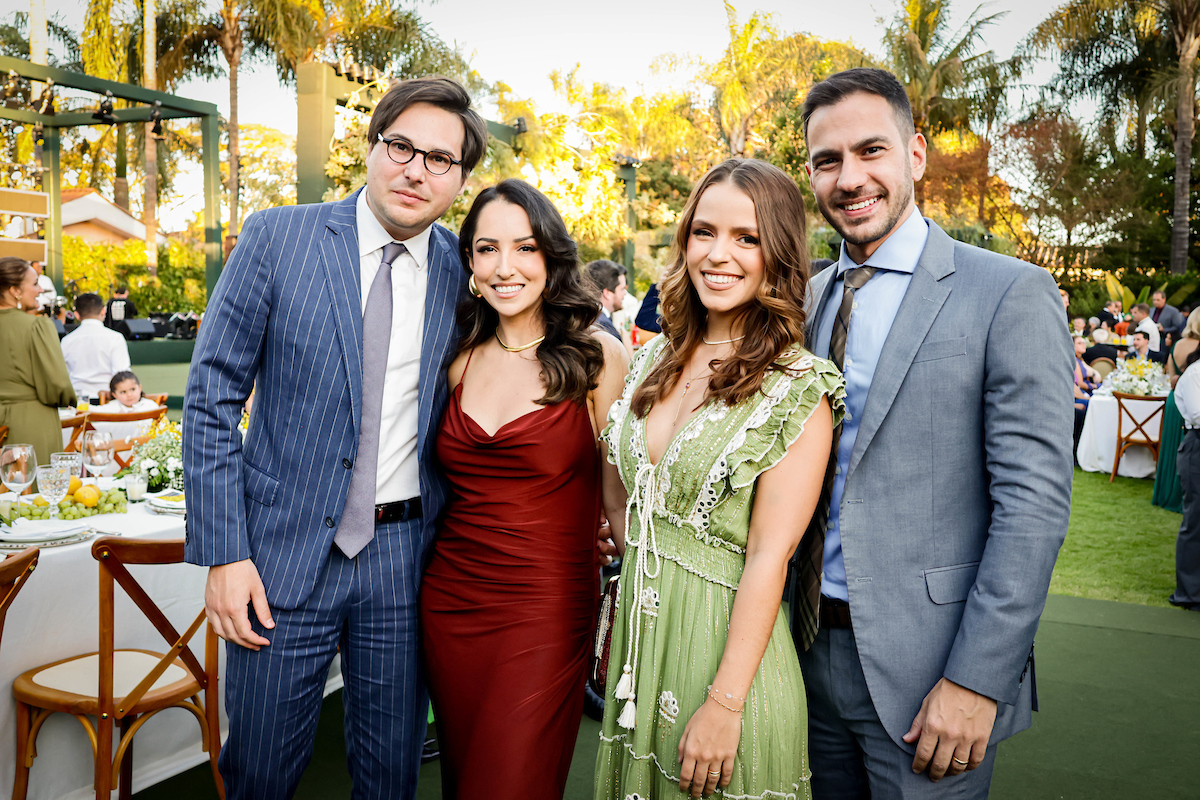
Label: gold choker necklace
xmin=702 ymin=334 xmax=746 ymax=346
xmin=497 ymin=332 xmax=545 ymax=353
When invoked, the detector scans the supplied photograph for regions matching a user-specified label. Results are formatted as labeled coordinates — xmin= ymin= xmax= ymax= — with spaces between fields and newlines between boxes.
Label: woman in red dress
xmin=420 ymin=179 xmax=629 ymax=799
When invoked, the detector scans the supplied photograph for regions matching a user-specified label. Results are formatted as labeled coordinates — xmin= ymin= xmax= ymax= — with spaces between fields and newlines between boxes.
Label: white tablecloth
xmin=0 ymin=504 xmax=342 ymax=799
xmin=1076 ymin=393 xmax=1167 ymax=478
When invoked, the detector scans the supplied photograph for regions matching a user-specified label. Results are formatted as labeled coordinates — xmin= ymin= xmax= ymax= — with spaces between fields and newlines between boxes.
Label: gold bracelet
xmin=708 ymin=684 xmax=747 ymax=704
xmin=707 ymin=687 xmax=744 ymax=713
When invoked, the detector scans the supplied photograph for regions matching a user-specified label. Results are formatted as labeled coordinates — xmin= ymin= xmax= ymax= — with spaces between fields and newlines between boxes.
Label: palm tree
xmin=883 ymin=0 xmax=1018 ymax=207
xmin=1028 ymin=0 xmax=1200 ymax=273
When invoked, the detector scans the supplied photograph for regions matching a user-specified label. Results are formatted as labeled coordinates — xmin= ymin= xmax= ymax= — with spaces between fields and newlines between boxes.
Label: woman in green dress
xmin=0 ymin=258 xmax=76 ymax=465
xmin=596 ymin=159 xmax=845 ymax=800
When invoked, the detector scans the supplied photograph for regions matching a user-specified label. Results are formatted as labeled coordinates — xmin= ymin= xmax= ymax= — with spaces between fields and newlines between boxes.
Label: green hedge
xmin=61 ymin=237 xmax=206 ymax=314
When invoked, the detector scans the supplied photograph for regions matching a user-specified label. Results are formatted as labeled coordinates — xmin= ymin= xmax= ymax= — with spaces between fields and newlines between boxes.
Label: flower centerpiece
xmin=1109 ymin=358 xmax=1168 ymax=397
xmin=118 ymin=417 xmax=184 ymax=492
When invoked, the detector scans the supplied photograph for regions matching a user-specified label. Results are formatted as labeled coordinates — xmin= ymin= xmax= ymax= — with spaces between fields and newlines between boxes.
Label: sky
xmin=8 ymin=0 xmax=1059 ymax=230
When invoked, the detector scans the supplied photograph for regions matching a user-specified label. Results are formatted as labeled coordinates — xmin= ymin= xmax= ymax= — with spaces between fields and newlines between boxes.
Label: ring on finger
xmin=952 ymin=757 xmax=969 ymax=767
xmin=708 ymin=770 xmax=722 ymax=776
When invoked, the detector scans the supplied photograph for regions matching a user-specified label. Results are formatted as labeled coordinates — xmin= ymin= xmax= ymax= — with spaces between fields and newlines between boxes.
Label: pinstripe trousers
xmin=219 ymin=518 xmax=427 ymax=799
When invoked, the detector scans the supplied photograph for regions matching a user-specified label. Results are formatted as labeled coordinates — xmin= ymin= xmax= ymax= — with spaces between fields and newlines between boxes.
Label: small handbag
xmin=589 ymin=575 xmax=621 ymax=695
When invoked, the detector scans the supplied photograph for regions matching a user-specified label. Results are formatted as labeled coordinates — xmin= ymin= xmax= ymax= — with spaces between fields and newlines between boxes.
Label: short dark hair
xmin=109 ymin=370 xmax=140 ymax=394
xmin=115 ymin=286 xmax=129 ymax=295
xmin=367 ymin=77 xmax=488 ymax=173
xmin=75 ymin=292 xmax=104 ymax=316
xmin=1133 ymin=329 xmax=1149 ymax=341
xmin=1153 ymin=290 xmax=1167 ymax=299
xmin=585 ymin=259 xmax=626 ymax=294
xmin=803 ymin=68 xmax=915 ymax=141
xmin=1133 ymin=302 xmax=1151 ymax=314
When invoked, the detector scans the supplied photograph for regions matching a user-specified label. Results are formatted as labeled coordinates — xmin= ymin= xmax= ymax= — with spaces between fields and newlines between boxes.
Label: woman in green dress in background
xmin=0 ymin=257 xmax=76 ymax=465
xmin=596 ymin=159 xmax=844 ymax=800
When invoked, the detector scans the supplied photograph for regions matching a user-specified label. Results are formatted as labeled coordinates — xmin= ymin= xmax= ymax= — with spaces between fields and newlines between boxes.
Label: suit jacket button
xmin=342 ymin=458 xmax=353 ymax=469
xmin=325 ymin=517 xmax=335 ymax=528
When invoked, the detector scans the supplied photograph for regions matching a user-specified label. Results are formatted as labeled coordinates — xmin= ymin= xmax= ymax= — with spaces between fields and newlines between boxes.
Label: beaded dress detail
xmin=595 ymin=336 xmax=845 ymax=800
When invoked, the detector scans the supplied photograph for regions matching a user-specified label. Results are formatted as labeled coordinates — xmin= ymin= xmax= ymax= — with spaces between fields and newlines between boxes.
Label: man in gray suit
xmin=1152 ymin=290 xmax=1185 ymax=347
xmin=789 ymin=68 xmax=1073 ymax=798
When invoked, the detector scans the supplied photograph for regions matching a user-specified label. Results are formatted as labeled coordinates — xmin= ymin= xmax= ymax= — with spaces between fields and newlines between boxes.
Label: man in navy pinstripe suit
xmin=183 ymin=78 xmax=488 ymax=798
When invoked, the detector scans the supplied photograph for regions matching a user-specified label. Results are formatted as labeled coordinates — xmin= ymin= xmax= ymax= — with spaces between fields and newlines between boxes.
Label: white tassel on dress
xmin=614 ymin=664 xmax=634 ymax=700
xmin=617 ymin=697 xmax=637 ymax=729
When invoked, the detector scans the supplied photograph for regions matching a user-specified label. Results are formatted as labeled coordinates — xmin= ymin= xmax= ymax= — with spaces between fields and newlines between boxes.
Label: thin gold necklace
xmin=496 ymin=332 xmax=545 ymax=353
xmin=673 ymin=366 xmax=711 ymax=424
xmin=702 ymin=333 xmax=745 ymax=346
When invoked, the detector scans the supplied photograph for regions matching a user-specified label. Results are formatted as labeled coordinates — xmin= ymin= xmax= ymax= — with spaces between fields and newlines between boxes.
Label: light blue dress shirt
xmin=813 ymin=209 xmax=930 ymax=601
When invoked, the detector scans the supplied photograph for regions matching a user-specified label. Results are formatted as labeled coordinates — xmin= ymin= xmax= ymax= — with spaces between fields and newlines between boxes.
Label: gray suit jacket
xmin=796 ymin=220 xmax=1073 ymax=749
xmin=1155 ymin=303 xmax=1185 ymax=337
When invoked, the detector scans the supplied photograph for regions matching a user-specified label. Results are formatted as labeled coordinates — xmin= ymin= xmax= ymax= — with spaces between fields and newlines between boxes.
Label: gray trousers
xmin=1173 ymin=430 xmax=1200 ymax=608
xmin=800 ymin=626 xmax=997 ymax=799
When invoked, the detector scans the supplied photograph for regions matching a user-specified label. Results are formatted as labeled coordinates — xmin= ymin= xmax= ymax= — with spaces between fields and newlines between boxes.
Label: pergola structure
xmin=0 ymin=56 xmax=223 ymax=297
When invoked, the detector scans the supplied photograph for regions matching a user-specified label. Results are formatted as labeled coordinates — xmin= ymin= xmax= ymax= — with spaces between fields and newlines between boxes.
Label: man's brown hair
xmin=367 ymin=77 xmax=488 ymax=173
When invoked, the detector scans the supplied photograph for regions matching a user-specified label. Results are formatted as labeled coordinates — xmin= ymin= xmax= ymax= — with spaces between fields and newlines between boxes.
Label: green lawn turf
xmin=1051 ymin=468 xmax=1180 ymax=607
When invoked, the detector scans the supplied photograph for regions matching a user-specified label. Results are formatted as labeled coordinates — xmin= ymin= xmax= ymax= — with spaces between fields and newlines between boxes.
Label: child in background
xmin=94 ymin=371 xmax=163 ymax=457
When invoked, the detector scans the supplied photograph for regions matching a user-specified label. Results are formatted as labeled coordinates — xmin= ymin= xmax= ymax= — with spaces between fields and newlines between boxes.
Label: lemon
xmin=75 ymin=485 xmax=101 ymax=508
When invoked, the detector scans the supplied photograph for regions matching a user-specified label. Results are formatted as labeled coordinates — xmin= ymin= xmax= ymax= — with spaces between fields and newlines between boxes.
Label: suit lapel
xmin=805 ymin=266 xmax=841 ymax=354
xmin=418 ymin=227 xmax=462 ymax=458
xmin=846 ymin=221 xmax=956 ymax=478
xmin=319 ymin=191 xmax=364 ymax=435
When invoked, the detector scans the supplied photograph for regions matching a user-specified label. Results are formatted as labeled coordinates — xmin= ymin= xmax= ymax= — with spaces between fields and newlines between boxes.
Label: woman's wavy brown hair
xmin=630 ymin=158 xmax=810 ymax=417
xmin=455 ymin=179 xmax=605 ymax=405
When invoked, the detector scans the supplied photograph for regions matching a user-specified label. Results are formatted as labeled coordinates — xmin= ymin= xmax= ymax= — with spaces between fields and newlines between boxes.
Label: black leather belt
xmin=375 ymin=497 xmax=422 ymax=524
xmin=819 ymin=595 xmax=853 ymax=629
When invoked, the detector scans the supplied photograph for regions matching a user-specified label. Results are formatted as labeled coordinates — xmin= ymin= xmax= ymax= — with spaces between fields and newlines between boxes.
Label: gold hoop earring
xmin=468 ymin=274 xmax=483 ymax=298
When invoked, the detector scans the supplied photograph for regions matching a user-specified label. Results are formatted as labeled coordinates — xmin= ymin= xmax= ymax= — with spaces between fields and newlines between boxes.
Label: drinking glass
xmin=36 ymin=464 xmax=70 ymax=521
xmin=125 ymin=472 xmax=148 ymax=502
xmin=82 ymin=431 xmax=113 ymax=483
xmin=51 ymin=452 xmax=83 ymax=481
xmin=1 ymin=444 xmax=36 ymax=515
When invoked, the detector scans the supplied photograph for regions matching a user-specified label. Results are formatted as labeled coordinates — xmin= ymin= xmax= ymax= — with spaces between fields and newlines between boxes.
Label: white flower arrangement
xmin=1109 ymin=359 xmax=1168 ymax=397
xmin=120 ymin=419 xmax=184 ymax=491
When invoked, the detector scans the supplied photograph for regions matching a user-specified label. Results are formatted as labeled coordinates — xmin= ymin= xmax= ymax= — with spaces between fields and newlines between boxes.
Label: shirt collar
xmin=356 ymin=189 xmax=432 ymax=270
xmin=79 ymin=318 xmax=104 ymax=328
xmin=836 ymin=206 xmax=929 ymax=278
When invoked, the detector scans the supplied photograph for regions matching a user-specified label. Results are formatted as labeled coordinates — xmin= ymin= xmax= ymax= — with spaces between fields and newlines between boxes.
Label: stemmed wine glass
xmin=36 ymin=464 xmax=70 ymax=521
xmin=1 ymin=444 xmax=36 ymax=517
xmin=82 ymin=431 xmax=113 ymax=484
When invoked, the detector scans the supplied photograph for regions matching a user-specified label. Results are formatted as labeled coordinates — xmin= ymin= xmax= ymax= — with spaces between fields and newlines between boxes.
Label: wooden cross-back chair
xmin=0 ymin=425 xmax=8 ymax=447
xmin=0 ymin=547 xmax=39 ymax=651
xmin=82 ymin=406 xmax=170 ymax=469
xmin=1111 ymin=391 xmax=1167 ymax=482
xmin=12 ymin=537 xmax=223 ymax=800
xmin=60 ymin=413 xmax=88 ymax=453
xmin=95 ymin=392 xmax=168 ymax=407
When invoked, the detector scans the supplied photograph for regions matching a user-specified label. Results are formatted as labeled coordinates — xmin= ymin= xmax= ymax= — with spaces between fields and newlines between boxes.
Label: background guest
xmin=31 ymin=261 xmax=55 ymax=314
xmin=1168 ymin=313 xmax=1200 ymax=388
xmin=61 ymin=292 xmax=132 ymax=401
xmin=1153 ymin=290 xmax=1185 ymax=345
xmin=104 ymin=286 xmax=138 ymax=329
xmin=0 ymin=257 xmax=76 ymax=466
xmin=1071 ymin=316 xmax=1087 ymax=337
xmin=1126 ymin=329 xmax=1152 ymax=361
xmin=634 ymin=282 xmax=662 ymax=334
xmin=584 ymin=259 xmax=630 ymax=350
xmin=1083 ymin=327 xmax=1119 ymax=364
xmin=1168 ymin=347 xmax=1200 ymax=611
xmin=1130 ymin=303 xmax=1161 ymax=353
xmin=1073 ymin=335 xmax=1099 ymax=455
xmin=93 ymin=370 xmax=162 ymax=453
xmin=1098 ymin=299 xmax=1122 ymax=330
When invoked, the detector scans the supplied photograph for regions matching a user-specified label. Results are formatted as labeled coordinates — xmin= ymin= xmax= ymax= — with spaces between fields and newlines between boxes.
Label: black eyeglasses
xmin=377 ymin=134 xmax=462 ymax=175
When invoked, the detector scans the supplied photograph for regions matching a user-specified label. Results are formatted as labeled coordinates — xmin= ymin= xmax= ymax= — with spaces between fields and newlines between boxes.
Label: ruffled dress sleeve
xmin=727 ymin=351 xmax=845 ymax=490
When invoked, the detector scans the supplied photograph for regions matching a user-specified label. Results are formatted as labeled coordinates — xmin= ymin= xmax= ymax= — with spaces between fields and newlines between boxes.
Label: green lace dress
xmin=595 ymin=337 xmax=846 ymax=800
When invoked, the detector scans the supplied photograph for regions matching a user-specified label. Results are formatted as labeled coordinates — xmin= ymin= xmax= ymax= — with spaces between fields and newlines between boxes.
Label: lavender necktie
xmin=335 ymin=241 xmax=406 ymax=558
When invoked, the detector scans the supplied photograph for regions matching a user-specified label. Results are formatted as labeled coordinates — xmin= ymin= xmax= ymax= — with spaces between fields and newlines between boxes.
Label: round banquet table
xmin=1076 ymin=393 xmax=1167 ymax=479
xmin=0 ymin=501 xmax=343 ymax=799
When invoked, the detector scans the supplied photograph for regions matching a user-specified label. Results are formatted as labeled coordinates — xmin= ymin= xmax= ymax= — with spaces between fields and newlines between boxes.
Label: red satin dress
xmin=421 ymin=361 xmax=601 ymax=800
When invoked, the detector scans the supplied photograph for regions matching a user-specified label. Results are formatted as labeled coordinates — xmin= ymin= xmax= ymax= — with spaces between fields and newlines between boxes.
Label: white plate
xmin=0 ymin=521 xmax=90 ymax=542
xmin=149 ymin=495 xmax=186 ymax=510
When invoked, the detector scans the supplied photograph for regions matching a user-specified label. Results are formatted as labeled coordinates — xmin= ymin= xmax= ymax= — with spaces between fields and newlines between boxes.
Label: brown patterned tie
xmin=794 ymin=266 xmax=877 ymax=649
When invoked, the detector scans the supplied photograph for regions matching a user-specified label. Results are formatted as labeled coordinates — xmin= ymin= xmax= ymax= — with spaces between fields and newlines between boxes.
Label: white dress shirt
xmin=356 ymin=190 xmax=430 ymax=503
xmin=1136 ymin=316 xmax=1161 ymax=352
xmin=1174 ymin=364 xmax=1200 ymax=428
xmin=94 ymin=397 xmax=162 ymax=442
xmin=60 ymin=318 xmax=132 ymax=398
